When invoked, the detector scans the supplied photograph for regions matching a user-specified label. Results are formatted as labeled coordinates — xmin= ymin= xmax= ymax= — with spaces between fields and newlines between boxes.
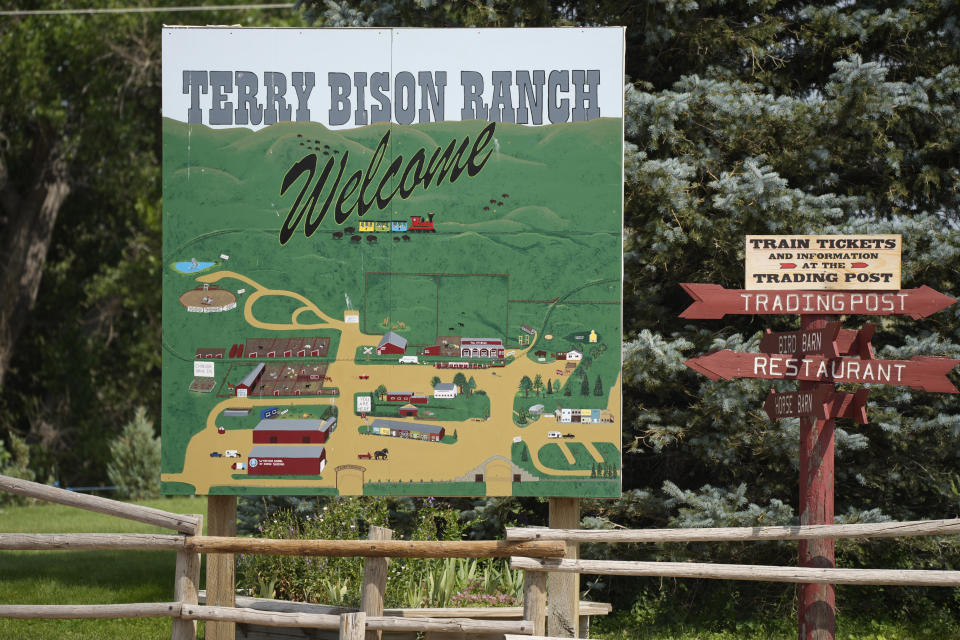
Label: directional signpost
xmin=680 ymin=284 xmax=956 ymax=320
xmin=681 ymin=234 xmax=959 ymax=640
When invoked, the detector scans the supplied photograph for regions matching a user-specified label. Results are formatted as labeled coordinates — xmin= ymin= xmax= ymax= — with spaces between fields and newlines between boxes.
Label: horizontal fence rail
xmin=0 ymin=533 xmax=186 ymax=551
xmin=506 ymin=519 xmax=960 ymax=543
xmin=511 ymin=557 xmax=960 ymax=587
xmin=0 ymin=474 xmax=200 ymax=535
xmin=0 ymin=603 xmax=535 ymax=634
xmin=0 ymin=603 xmax=183 ymax=619
xmin=0 ymin=534 xmax=563 ymax=558
xmin=183 ymin=536 xmax=565 ymax=558
xmin=198 ymin=591 xmax=613 ymax=619
xmin=180 ymin=605 xmax=534 ymax=633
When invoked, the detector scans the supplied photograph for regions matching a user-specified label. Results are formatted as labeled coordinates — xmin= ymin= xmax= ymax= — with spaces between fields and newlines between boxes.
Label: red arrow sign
xmin=764 ymin=388 xmax=869 ymax=423
xmin=759 ymin=323 xmax=875 ymax=359
xmin=781 ymin=263 xmax=797 ymax=269
xmin=680 ymin=284 xmax=956 ymax=320
xmin=851 ymin=262 xmax=869 ymax=268
xmin=685 ymin=351 xmax=959 ymax=393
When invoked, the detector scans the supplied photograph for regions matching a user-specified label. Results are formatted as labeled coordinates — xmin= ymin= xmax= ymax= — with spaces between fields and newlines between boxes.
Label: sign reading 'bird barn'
xmin=160 ymin=27 xmax=625 ymax=498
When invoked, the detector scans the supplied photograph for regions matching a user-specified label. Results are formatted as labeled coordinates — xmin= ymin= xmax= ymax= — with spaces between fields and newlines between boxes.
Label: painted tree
xmin=546 ymin=379 xmax=553 ymax=395
xmin=375 ymin=384 xmax=387 ymax=401
xmin=466 ymin=376 xmax=477 ymax=397
xmin=518 ymin=375 xmax=533 ymax=398
xmin=594 ymin=375 xmax=603 ymax=397
xmin=580 ymin=376 xmax=590 ymax=397
xmin=532 ymin=374 xmax=544 ymax=397
xmin=430 ymin=376 xmax=441 ymax=388
xmin=452 ymin=372 xmax=467 ymax=394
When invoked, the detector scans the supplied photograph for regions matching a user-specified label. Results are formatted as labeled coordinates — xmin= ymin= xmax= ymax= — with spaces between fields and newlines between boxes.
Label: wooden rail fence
xmin=3 ymin=472 xmax=960 ymax=639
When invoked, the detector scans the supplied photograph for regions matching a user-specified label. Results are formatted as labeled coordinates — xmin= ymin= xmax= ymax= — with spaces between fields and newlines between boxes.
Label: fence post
xmin=361 ymin=526 xmax=393 ymax=640
xmin=548 ymin=498 xmax=580 ymax=637
xmin=340 ymin=611 xmax=367 ymax=640
xmin=523 ymin=568 xmax=547 ymax=636
xmin=172 ymin=514 xmax=203 ymax=640
xmin=206 ymin=495 xmax=237 ymax=640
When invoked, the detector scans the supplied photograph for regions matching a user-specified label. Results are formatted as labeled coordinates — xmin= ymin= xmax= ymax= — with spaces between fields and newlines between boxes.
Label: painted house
xmin=370 ymin=419 xmax=445 ymax=442
xmin=566 ymin=349 xmax=583 ymax=361
xmin=247 ymin=445 xmax=326 ymax=475
xmin=580 ymin=409 xmax=602 ymax=424
xmin=235 ymin=363 xmax=265 ymax=397
xmin=460 ymin=338 xmax=504 ymax=359
xmin=521 ymin=324 xmax=535 ymax=335
xmin=377 ymin=331 xmax=407 ymax=355
xmin=434 ymin=383 xmax=457 ymax=399
xmin=252 ymin=418 xmax=335 ymax=444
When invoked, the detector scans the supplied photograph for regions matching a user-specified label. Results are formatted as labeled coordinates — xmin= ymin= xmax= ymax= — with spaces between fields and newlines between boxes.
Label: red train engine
xmin=409 ymin=212 xmax=436 ymax=233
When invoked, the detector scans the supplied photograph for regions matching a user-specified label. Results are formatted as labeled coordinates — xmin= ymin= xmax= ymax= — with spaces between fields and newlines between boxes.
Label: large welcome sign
xmin=161 ymin=27 xmax=624 ymax=497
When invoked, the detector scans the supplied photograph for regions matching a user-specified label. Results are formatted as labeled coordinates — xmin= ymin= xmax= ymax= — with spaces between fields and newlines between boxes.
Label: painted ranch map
xmin=161 ymin=27 xmax=624 ymax=497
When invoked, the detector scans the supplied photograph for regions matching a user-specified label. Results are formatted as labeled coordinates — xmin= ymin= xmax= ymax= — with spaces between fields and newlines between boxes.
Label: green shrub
xmin=236 ymin=497 xmax=522 ymax=608
xmin=106 ymin=407 xmax=161 ymax=500
xmin=0 ymin=433 xmax=35 ymax=506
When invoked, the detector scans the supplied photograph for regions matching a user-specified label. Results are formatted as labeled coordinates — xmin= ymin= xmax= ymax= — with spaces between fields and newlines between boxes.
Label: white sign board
xmin=745 ymin=235 xmax=901 ymax=290
xmin=193 ymin=361 xmax=215 ymax=377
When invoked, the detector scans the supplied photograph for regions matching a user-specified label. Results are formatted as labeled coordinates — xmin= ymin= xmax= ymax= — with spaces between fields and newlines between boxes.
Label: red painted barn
xmin=460 ymin=338 xmax=504 ymax=359
xmin=235 ymin=363 xmax=265 ymax=397
xmin=247 ymin=445 xmax=326 ymax=475
xmin=386 ymin=391 xmax=413 ymax=402
xmin=376 ymin=331 xmax=407 ymax=355
xmin=422 ymin=345 xmax=441 ymax=356
xmin=398 ymin=404 xmax=418 ymax=417
xmin=252 ymin=417 xmax=336 ymax=444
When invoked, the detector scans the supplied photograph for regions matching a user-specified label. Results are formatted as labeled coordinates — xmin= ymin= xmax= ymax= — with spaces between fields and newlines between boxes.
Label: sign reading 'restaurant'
xmin=745 ymin=235 xmax=901 ymax=290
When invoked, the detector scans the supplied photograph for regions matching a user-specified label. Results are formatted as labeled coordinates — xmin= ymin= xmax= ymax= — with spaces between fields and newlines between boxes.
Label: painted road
xmin=162 ymin=270 xmax=620 ymax=495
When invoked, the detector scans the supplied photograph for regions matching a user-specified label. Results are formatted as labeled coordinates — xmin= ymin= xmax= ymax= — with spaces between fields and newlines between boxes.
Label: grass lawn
xmin=592 ymin=611 xmax=960 ymax=640
xmin=0 ymin=495 xmax=208 ymax=640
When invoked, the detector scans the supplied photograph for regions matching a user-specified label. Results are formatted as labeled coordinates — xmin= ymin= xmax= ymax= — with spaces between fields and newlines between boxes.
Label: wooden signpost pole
xmin=206 ymin=495 xmax=237 ymax=640
xmin=797 ymin=315 xmax=836 ymax=640
xmin=548 ymin=497 xmax=580 ymax=637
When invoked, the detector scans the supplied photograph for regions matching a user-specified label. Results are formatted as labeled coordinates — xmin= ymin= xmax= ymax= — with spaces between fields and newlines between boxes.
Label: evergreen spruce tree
xmin=106 ymin=407 xmax=161 ymax=500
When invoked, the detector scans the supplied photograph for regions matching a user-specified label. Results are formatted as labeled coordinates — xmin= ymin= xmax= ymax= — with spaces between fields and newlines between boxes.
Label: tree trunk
xmin=0 ymin=146 xmax=71 ymax=387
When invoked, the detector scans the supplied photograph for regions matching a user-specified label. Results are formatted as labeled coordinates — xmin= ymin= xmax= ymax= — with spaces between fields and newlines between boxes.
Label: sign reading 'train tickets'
xmin=745 ymin=235 xmax=901 ymax=290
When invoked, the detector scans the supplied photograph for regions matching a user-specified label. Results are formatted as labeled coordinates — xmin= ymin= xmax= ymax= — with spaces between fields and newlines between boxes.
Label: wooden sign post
xmin=797 ymin=314 xmax=836 ymax=640
xmin=680 ymin=234 xmax=958 ymax=640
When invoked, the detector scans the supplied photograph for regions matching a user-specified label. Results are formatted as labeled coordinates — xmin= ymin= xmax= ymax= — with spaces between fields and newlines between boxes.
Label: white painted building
xmin=434 ymin=383 xmax=458 ymax=399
